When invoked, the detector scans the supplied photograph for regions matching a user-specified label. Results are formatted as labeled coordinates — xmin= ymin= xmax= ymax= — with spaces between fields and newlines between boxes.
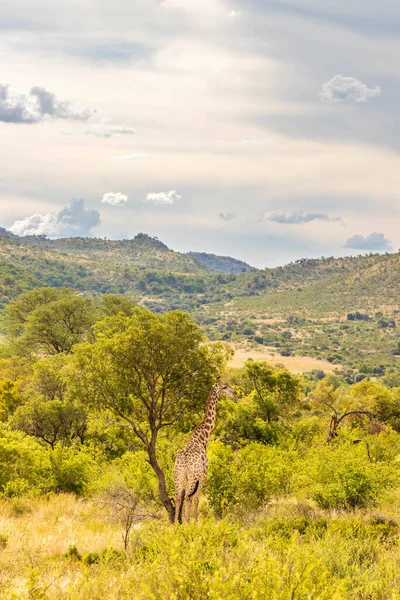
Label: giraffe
xmin=174 ymin=377 xmax=237 ymax=524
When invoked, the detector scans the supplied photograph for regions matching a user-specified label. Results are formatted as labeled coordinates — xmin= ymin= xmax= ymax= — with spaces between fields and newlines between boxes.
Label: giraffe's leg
xmin=184 ymin=496 xmax=192 ymax=523
xmin=193 ymin=491 xmax=200 ymax=523
xmin=192 ymin=479 xmax=204 ymax=523
xmin=175 ymin=491 xmax=183 ymax=524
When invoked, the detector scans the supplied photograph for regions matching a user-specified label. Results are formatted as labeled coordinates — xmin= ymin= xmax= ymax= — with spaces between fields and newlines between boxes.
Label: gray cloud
xmin=344 ymin=232 xmax=392 ymax=251
xmin=266 ymin=211 xmax=341 ymax=224
xmin=319 ymin=75 xmax=381 ymax=103
xmin=0 ymin=83 xmax=94 ymax=123
xmin=10 ymin=199 xmax=100 ymax=237
xmin=219 ymin=213 xmax=237 ymax=221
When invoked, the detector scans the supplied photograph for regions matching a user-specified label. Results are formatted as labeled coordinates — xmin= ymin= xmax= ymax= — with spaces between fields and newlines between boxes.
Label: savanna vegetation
xmin=1 ymin=279 xmax=400 ymax=598
xmin=2 ymin=230 xmax=400 ymax=377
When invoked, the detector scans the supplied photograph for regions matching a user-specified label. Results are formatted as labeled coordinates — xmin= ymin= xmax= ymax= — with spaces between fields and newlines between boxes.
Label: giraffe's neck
xmin=201 ymin=385 xmax=220 ymax=441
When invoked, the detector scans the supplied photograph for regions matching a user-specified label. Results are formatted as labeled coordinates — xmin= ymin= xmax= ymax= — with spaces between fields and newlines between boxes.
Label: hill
xmin=0 ymin=230 xmax=252 ymax=311
xmin=1 ymin=228 xmax=400 ymax=376
xmin=189 ymin=252 xmax=252 ymax=274
xmin=198 ymin=252 xmax=400 ymax=376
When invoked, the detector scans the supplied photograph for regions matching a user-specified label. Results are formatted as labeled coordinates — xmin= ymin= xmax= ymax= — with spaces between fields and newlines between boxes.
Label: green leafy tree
xmin=242 ymin=360 xmax=302 ymax=423
xmin=4 ymin=287 xmax=63 ymax=338
xmin=10 ymin=355 xmax=87 ymax=448
xmin=69 ymin=308 xmax=231 ymax=522
xmin=0 ymin=380 xmax=24 ymax=421
xmin=311 ymin=381 xmax=375 ymax=442
xmin=5 ymin=288 xmax=95 ymax=355
xmin=97 ymin=294 xmax=136 ymax=318
xmin=11 ymin=398 xmax=87 ymax=449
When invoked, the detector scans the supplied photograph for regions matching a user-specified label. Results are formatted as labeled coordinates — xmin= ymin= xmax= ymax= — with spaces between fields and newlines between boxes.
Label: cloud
xmin=143 ymin=190 xmax=182 ymax=205
xmin=112 ymin=152 xmax=147 ymax=160
xmin=10 ymin=199 xmax=100 ymax=237
xmin=219 ymin=212 xmax=237 ymax=221
xmin=0 ymin=83 xmax=94 ymax=123
xmin=83 ymin=124 xmax=136 ymax=138
xmin=344 ymin=232 xmax=392 ymax=251
xmin=266 ymin=211 xmax=341 ymax=224
xmin=319 ymin=76 xmax=381 ymax=103
xmin=101 ymin=192 xmax=128 ymax=206
xmin=229 ymin=10 xmax=242 ymax=17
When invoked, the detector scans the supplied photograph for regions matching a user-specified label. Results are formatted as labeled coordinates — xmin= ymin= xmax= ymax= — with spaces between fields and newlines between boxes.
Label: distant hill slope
xmin=0 ymin=230 xmax=253 ymax=274
xmin=1 ymin=227 xmax=400 ymax=374
xmin=197 ymin=252 xmax=400 ymax=375
xmin=189 ymin=252 xmax=252 ymax=274
xmin=0 ymin=229 xmax=252 ymax=310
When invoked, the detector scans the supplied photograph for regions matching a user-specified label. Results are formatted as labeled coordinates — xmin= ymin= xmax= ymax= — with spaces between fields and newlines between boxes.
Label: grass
xmin=2 ymin=494 xmax=400 ymax=599
xmin=228 ymin=343 xmax=339 ymax=372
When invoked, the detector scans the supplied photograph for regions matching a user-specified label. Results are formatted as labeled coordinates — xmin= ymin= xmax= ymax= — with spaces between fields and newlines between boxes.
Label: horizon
xmin=2 ymin=225 xmax=398 ymax=271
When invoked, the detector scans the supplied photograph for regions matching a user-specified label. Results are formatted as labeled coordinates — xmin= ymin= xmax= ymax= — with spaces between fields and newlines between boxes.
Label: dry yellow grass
xmin=229 ymin=344 xmax=339 ymax=373
xmin=0 ymin=495 xmax=122 ymax=598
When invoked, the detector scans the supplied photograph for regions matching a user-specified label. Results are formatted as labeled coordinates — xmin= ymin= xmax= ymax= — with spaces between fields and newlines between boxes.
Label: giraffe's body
xmin=174 ymin=379 xmax=237 ymax=523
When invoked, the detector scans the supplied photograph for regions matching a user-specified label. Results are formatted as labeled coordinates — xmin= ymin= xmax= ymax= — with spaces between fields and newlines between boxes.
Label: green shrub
xmin=83 ymin=552 xmax=100 ymax=565
xmin=0 ymin=425 xmax=51 ymax=497
xmin=64 ymin=545 xmax=82 ymax=561
xmin=49 ymin=446 xmax=96 ymax=495
xmin=207 ymin=442 xmax=299 ymax=516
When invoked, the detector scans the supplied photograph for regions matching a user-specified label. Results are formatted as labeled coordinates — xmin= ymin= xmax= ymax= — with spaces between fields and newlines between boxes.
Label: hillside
xmin=198 ymin=252 xmax=400 ymax=375
xmin=0 ymin=231 xmax=250 ymax=311
xmin=189 ymin=252 xmax=252 ymax=274
xmin=1 ymin=228 xmax=400 ymax=376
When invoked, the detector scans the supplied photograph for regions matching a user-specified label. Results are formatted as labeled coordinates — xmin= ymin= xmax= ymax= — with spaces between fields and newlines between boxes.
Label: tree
xmin=11 ymin=398 xmax=87 ymax=449
xmin=0 ymin=380 xmax=24 ymax=421
xmin=311 ymin=381 xmax=375 ymax=442
xmin=10 ymin=355 xmax=87 ymax=448
xmin=69 ymin=308 xmax=231 ymax=522
xmin=4 ymin=287 xmax=64 ymax=338
xmin=5 ymin=288 xmax=95 ymax=355
xmin=97 ymin=295 xmax=136 ymax=319
xmin=242 ymin=360 xmax=302 ymax=423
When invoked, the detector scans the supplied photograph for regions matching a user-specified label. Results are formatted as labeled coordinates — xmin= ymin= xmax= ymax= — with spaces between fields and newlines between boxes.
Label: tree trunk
xmin=147 ymin=442 xmax=175 ymax=523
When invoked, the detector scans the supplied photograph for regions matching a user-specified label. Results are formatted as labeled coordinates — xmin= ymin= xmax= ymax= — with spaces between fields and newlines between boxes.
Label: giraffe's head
xmin=216 ymin=377 xmax=238 ymax=401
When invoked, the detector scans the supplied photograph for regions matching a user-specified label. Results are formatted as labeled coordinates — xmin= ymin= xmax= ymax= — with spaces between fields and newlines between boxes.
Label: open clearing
xmin=229 ymin=345 xmax=339 ymax=373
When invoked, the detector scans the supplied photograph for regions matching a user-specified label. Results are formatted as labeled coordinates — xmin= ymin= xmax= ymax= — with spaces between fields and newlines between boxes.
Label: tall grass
xmin=1 ymin=494 xmax=400 ymax=599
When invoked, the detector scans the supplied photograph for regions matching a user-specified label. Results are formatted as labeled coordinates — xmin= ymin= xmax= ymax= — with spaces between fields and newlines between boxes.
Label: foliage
xmin=69 ymin=308 xmax=232 ymax=521
xmin=5 ymin=287 xmax=96 ymax=355
xmin=0 ymin=426 xmax=51 ymax=497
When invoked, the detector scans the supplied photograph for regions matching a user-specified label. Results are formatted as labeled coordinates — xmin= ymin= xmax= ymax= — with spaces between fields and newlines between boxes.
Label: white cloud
xmin=113 ymin=153 xmax=148 ymax=160
xmin=265 ymin=211 xmax=341 ymax=224
xmin=229 ymin=10 xmax=242 ymax=17
xmin=344 ymin=232 xmax=392 ymax=251
xmin=83 ymin=124 xmax=136 ymax=138
xmin=10 ymin=199 xmax=100 ymax=237
xmin=143 ymin=190 xmax=182 ymax=205
xmin=0 ymin=83 xmax=94 ymax=123
xmin=219 ymin=212 xmax=237 ymax=221
xmin=101 ymin=192 xmax=128 ymax=206
xmin=319 ymin=76 xmax=381 ymax=103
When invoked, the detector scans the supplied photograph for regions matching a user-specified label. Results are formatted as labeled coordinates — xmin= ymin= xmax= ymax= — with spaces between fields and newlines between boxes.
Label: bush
xmin=310 ymin=444 xmax=399 ymax=510
xmin=0 ymin=426 xmax=51 ymax=497
xmin=207 ymin=442 xmax=299 ymax=516
xmin=49 ymin=446 xmax=97 ymax=495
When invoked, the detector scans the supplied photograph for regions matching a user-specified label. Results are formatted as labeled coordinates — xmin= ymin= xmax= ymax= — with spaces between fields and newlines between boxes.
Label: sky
xmin=1 ymin=0 xmax=400 ymax=268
